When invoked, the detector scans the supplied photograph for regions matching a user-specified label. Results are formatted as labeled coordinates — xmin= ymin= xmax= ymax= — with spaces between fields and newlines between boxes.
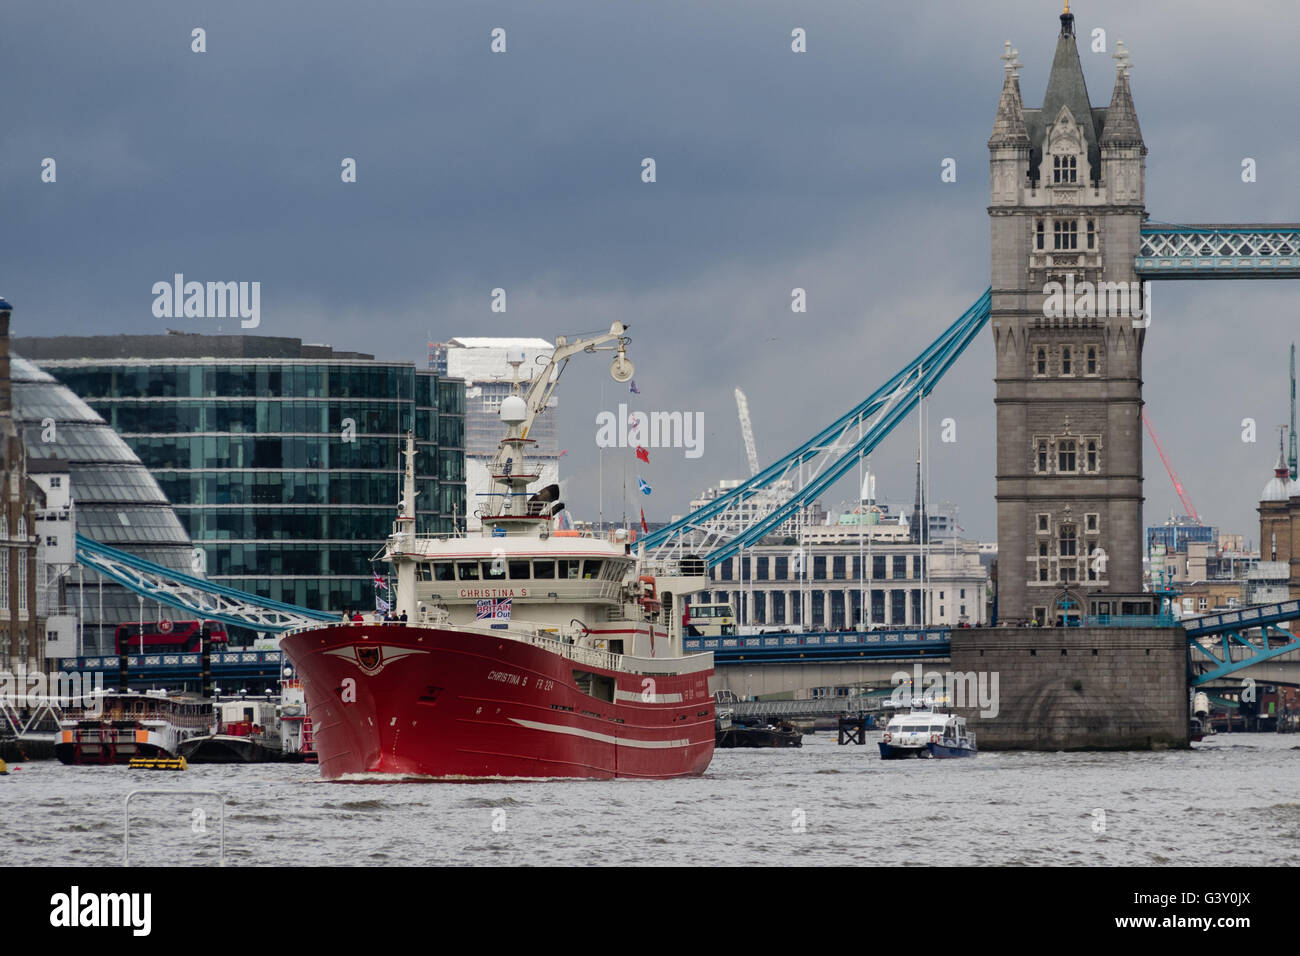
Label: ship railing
xmin=279 ymin=617 xmax=710 ymax=675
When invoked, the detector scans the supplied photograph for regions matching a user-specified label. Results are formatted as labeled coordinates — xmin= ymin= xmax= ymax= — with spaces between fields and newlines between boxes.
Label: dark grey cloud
xmin=5 ymin=0 xmax=1300 ymax=544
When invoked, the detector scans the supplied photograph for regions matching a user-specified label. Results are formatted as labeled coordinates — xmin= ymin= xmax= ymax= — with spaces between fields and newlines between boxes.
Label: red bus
xmin=114 ymin=620 xmax=229 ymax=655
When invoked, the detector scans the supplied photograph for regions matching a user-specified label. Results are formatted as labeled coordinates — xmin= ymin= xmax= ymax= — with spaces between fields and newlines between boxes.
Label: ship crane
xmin=1142 ymin=407 xmax=1201 ymax=524
xmin=486 ymin=322 xmax=633 ymax=517
xmin=734 ymin=388 xmax=760 ymax=477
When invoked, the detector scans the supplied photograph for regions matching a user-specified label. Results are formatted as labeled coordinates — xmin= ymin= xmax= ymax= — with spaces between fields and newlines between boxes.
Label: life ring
xmin=882 ymin=732 xmax=892 ymax=743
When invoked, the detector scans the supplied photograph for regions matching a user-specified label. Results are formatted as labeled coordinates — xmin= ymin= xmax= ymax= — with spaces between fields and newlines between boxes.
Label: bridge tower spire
xmin=989 ymin=4 xmax=1147 ymax=624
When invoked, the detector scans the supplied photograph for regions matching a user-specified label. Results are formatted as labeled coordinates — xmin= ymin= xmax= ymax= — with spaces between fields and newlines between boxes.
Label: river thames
xmin=3 ymin=732 xmax=1297 ymax=867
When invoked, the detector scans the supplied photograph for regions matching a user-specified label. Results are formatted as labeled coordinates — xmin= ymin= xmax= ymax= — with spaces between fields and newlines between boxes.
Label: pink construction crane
xmin=1141 ymin=407 xmax=1201 ymax=524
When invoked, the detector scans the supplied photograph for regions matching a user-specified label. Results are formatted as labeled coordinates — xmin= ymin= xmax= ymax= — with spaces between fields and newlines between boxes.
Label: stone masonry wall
xmin=949 ymin=626 xmax=1187 ymax=750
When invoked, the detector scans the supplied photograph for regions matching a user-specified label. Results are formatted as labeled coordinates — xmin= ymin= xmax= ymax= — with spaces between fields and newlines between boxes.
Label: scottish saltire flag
xmin=637 ymin=476 xmax=652 ymax=496
xmin=476 ymin=598 xmax=512 ymax=620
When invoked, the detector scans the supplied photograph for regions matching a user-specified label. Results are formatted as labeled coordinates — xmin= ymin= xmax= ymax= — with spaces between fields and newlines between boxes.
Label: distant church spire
xmin=909 ymin=453 xmax=926 ymax=544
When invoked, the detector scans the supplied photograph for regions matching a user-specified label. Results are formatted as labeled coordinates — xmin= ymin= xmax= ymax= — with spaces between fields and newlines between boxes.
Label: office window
xmin=1036 ymin=348 xmax=1047 ymax=375
xmin=1086 ymin=513 xmax=1098 ymax=533
xmin=1036 ymin=219 xmax=1045 ymax=251
xmin=1038 ymin=513 xmax=1049 ymax=533
xmin=1037 ymin=441 xmax=1048 ymax=472
xmin=1061 ymin=346 xmax=1073 ymax=375
xmin=1086 ymin=219 xmax=1096 ymax=249
xmin=1087 ymin=440 xmax=1098 ymax=472
xmin=1086 ymin=346 xmax=1097 ymax=374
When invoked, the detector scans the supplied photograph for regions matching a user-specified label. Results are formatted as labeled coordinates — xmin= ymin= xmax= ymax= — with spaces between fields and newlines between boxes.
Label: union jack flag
xmin=476 ymin=598 xmax=512 ymax=621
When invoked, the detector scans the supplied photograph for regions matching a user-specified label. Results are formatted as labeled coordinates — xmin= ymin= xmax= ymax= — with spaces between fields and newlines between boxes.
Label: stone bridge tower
xmin=988 ymin=5 xmax=1147 ymax=624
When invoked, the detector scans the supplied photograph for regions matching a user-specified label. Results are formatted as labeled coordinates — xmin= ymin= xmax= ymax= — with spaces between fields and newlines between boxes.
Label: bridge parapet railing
xmin=1083 ymin=614 xmax=1178 ymax=628
xmin=685 ymin=628 xmax=950 ymax=653
xmin=729 ymin=697 xmax=881 ymax=719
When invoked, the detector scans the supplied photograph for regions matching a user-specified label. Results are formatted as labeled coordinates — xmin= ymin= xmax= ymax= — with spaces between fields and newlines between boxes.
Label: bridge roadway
xmin=53 ymin=600 xmax=1300 ymax=697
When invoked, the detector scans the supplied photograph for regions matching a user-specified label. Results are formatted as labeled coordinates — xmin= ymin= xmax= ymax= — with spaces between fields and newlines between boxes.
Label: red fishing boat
xmin=280 ymin=323 xmax=715 ymax=779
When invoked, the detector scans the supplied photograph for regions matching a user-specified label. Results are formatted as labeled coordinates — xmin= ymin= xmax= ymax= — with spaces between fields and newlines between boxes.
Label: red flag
xmin=635 ymin=445 xmax=649 ymax=463
xmin=640 ymin=508 xmax=649 ymax=534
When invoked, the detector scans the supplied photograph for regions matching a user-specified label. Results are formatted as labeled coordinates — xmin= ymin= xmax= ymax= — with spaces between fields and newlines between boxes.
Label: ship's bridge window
xmin=433 ymin=562 xmax=455 ymax=582
xmin=457 ymin=561 xmax=480 ymax=581
xmin=582 ymin=560 xmax=603 ymax=580
xmin=533 ymin=560 xmax=555 ymax=579
xmin=508 ymin=560 xmax=531 ymax=579
xmin=482 ymin=560 xmax=505 ymax=579
xmin=416 ymin=562 xmax=432 ymax=582
xmin=558 ymin=559 xmax=581 ymax=579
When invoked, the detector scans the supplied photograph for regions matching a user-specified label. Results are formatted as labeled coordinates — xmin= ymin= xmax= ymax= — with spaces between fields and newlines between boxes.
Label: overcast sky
xmin=6 ymin=0 xmax=1300 ymax=544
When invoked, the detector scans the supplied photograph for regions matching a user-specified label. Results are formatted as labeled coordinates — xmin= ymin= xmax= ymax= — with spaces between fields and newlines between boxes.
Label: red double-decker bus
xmin=114 ymin=620 xmax=229 ymax=655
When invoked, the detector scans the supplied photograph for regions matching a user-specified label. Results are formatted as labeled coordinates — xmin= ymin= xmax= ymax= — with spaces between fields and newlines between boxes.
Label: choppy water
xmin=3 ymin=733 xmax=1298 ymax=866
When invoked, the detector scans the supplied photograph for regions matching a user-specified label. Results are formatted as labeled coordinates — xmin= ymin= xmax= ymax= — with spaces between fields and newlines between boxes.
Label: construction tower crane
xmin=1142 ymin=407 xmax=1201 ymax=524
xmin=734 ymin=388 xmax=760 ymax=477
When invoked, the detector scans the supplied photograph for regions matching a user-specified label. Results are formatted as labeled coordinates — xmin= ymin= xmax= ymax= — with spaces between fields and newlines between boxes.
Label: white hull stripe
xmin=613 ymin=689 xmax=683 ymax=704
xmin=509 ymin=718 xmax=690 ymax=749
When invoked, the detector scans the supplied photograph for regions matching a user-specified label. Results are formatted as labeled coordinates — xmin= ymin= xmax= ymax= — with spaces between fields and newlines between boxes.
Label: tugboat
xmin=280 ymin=323 xmax=716 ymax=780
xmin=878 ymin=701 xmax=977 ymax=759
xmin=179 ymin=676 xmax=317 ymax=764
xmin=55 ymin=690 xmax=214 ymax=765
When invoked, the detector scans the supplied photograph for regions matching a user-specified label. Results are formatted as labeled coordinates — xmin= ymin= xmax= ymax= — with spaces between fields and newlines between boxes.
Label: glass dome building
xmin=10 ymin=353 xmax=196 ymax=655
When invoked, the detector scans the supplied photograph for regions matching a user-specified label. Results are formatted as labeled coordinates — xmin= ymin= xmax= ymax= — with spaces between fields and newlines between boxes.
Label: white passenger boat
xmin=878 ymin=702 xmax=977 ymax=759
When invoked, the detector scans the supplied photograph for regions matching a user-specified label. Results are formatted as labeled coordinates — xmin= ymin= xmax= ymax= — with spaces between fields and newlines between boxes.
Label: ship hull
xmin=280 ymin=624 xmax=715 ymax=780
xmin=178 ymin=734 xmax=295 ymax=764
xmin=55 ymin=725 xmax=179 ymax=765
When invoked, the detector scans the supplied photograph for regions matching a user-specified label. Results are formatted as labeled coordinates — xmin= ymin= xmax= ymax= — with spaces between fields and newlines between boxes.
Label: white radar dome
xmin=500 ymin=395 xmax=528 ymax=424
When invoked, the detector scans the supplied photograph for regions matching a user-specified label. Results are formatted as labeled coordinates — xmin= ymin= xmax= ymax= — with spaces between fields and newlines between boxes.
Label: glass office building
xmin=18 ymin=334 xmax=466 ymax=617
